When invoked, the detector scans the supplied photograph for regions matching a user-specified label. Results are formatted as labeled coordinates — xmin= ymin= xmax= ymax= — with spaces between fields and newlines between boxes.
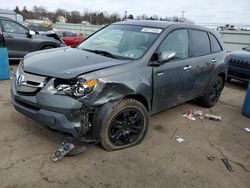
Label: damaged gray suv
xmin=11 ymin=20 xmax=227 ymax=151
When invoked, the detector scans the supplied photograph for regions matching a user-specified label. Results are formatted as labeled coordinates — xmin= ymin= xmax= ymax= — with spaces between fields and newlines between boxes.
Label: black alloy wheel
xmin=99 ymin=99 xmax=149 ymax=151
xmin=108 ymin=108 xmax=144 ymax=146
xmin=209 ymin=78 xmax=223 ymax=104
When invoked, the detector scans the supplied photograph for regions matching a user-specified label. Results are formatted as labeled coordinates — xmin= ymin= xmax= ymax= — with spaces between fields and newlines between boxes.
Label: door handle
xmin=156 ymin=72 xmax=164 ymax=76
xmin=211 ymin=58 xmax=217 ymax=63
xmin=184 ymin=65 xmax=192 ymax=71
xmin=4 ymin=35 xmax=14 ymax=39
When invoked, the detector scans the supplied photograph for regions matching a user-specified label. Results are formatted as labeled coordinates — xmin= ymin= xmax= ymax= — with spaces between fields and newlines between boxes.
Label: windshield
xmin=78 ymin=24 xmax=162 ymax=60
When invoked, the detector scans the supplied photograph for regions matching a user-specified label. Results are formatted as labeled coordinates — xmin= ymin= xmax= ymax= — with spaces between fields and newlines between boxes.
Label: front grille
xmin=229 ymin=58 xmax=250 ymax=69
xmin=15 ymin=67 xmax=47 ymax=95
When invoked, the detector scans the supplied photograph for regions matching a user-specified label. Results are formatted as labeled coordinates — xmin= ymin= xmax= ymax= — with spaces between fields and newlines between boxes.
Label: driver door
xmin=152 ymin=29 xmax=195 ymax=113
xmin=0 ymin=19 xmax=35 ymax=58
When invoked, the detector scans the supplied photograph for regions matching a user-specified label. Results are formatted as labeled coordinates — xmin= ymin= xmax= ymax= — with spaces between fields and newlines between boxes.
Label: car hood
xmin=230 ymin=50 xmax=250 ymax=61
xmin=23 ymin=47 xmax=130 ymax=79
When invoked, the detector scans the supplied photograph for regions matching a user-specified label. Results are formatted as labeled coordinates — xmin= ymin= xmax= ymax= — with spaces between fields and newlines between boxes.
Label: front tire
xmin=99 ymin=99 xmax=149 ymax=151
xmin=198 ymin=76 xmax=224 ymax=107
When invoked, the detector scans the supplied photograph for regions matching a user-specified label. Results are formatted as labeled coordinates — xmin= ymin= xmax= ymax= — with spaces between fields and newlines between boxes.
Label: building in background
xmin=57 ymin=16 xmax=66 ymax=23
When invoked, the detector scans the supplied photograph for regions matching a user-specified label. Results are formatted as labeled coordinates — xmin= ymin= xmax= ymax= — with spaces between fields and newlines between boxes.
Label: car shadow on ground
xmin=225 ymin=79 xmax=248 ymax=91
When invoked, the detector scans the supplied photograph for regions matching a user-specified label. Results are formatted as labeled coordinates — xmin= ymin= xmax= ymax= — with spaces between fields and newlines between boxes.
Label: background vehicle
xmin=26 ymin=23 xmax=63 ymax=43
xmin=0 ymin=8 xmax=23 ymax=23
xmin=11 ymin=20 xmax=227 ymax=151
xmin=227 ymin=46 xmax=250 ymax=82
xmin=0 ymin=16 xmax=65 ymax=60
xmin=55 ymin=30 xmax=85 ymax=46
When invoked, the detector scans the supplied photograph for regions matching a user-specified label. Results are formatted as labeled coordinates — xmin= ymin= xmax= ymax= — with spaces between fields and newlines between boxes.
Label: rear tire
xmin=226 ymin=76 xmax=232 ymax=82
xmin=99 ymin=99 xmax=149 ymax=151
xmin=198 ymin=76 xmax=224 ymax=107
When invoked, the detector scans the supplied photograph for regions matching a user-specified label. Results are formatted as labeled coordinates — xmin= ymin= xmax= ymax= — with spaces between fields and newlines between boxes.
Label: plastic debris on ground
xmin=175 ymin=136 xmax=184 ymax=143
xmin=207 ymin=155 xmax=216 ymax=161
xmin=51 ymin=137 xmax=99 ymax=162
xmin=183 ymin=109 xmax=196 ymax=120
xmin=183 ymin=109 xmax=203 ymax=121
xmin=183 ymin=109 xmax=222 ymax=122
xmin=194 ymin=110 xmax=203 ymax=117
xmin=52 ymin=143 xmax=75 ymax=162
xmin=221 ymin=158 xmax=233 ymax=172
xmin=205 ymin=114 xmax=222 ymax=121
xmin=244 ymin=128 xmax=250 ymax=132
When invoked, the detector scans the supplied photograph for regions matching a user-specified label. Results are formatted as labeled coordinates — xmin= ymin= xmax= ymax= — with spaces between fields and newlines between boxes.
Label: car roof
xmin=0 ymin=16 xmax=14 ymax=21
xmin=113 ymin=20 xmax=214 ymax=32
xmin=113 ymin=20 xmax=176 ymax=29
xmin=0 ymin=9 xmax=16 ymax=14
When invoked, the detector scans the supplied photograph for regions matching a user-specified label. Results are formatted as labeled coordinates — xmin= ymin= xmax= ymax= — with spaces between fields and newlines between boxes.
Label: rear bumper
xmin=11 ymin=78 xmax=82 ymax=138
xmin=228 ymin=65 xmax=250 ymax=81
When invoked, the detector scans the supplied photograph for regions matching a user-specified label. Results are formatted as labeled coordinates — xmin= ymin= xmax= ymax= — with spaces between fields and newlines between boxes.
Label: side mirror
xmin=27 ymin=30 xmax=36 ymax=37
xmin=242 ymin=47 xmax=250 ymax=52
xmin=159 ymin=51 xmax=176 ymax=64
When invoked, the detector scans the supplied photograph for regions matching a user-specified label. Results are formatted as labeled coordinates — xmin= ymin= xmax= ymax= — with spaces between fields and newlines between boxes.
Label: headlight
xmin=42 ymin=78 xmax=97 ymax=97
xmin=57 ymin=79 xmax=97 ymax=97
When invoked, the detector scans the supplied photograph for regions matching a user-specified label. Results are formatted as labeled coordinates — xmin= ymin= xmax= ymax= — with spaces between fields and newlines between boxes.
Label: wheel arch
xmin=124 ymin=94 xmax=149 ymax=112
xmin=39 ymin=42 xmax=58 ymax=50
xmin=218 ymin=72 xmax=226 ymax=86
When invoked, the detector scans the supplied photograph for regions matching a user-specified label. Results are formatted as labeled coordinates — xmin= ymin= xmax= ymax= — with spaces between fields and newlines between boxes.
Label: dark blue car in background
xmin=227 ymin=46 xmax=250 ymax=82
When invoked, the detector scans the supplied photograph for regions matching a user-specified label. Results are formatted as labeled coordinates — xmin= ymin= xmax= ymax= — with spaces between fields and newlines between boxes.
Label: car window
xmin=64 ymin=32 xmax=77 ymax=37
xmin=56 ymin=31 xmax=64 ymax=37
xmin=78 ymin=25 xmax=161 ymax=60
xmin=209 ymin=33 xmax=222 ymax=53
xmin=159 ymin=29 xmax=188 ymax=60
xmin=190 ymin=29 xmax=210 ymax=57
xmin=1 ymin=20 xmax=28 ymax=35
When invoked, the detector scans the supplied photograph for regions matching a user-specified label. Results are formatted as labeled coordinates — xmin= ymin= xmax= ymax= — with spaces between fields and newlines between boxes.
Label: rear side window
xmin=209 ymin=33 xmax=222 ymax=53
xmin=189 ymin=29 xmax=210 ymax=57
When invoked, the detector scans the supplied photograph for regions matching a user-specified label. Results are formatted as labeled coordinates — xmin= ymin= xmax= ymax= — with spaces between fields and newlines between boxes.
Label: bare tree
xmin=16 ymin=6 xmax=192 ymax=24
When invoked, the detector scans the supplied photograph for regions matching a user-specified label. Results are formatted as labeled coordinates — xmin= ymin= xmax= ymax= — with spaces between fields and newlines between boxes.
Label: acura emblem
xmin=16 ymin=74 xmax=24 ymax=87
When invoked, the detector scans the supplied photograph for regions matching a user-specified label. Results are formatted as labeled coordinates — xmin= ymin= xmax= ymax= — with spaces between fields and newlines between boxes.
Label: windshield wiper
xmin=83 ymin=49 xmax=117 ymax=59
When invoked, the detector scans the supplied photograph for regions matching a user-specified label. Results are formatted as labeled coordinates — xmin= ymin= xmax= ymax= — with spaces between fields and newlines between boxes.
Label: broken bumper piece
xmin=11 ymin=78 xmax=90 ymax=139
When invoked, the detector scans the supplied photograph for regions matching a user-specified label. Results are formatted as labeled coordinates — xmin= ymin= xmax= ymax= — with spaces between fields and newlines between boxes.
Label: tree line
xmin=14 ymin=6 xmax=193 ymax=25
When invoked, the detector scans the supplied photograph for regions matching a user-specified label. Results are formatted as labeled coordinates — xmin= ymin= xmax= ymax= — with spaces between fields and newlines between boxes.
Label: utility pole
xmin=124 ymin=11 xmax=127 ymax=20
xmin=64 ymin=13 xmax=67 ymax=23
xmin=181 ymin=10 xmax=185 ymax=22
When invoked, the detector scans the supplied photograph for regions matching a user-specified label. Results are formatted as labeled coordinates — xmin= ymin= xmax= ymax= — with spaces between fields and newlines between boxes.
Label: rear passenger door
xmin=208 ymin=32 xmax=224 ymax=78
xmin=188 ymin=29 xmax=216 ymax=97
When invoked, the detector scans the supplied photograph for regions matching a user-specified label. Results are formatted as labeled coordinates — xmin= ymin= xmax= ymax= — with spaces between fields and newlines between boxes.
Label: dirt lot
xmin=0 ymin=65 xmax=250 ymax=188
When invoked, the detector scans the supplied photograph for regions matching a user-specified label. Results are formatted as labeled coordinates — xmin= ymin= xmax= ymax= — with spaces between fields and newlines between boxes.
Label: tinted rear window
xmin=209 ymin=33 xmax=222 ymax=53
xmin=190 ymin=29 xmax=210 ymax=57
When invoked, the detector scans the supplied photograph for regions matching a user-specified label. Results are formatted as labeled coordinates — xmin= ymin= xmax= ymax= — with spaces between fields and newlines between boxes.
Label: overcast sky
xmin=2 ymin=0 xmax=250 ymax=24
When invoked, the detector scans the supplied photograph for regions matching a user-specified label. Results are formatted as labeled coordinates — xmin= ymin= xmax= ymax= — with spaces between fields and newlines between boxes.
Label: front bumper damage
xmin=11 ymin=78 xmax=97 ymax=141
xmin=228 ymin=65 xmax=250 ymax=81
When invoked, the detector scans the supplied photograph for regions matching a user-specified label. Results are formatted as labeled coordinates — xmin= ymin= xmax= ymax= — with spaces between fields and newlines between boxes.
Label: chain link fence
xmin=53 ymin=22 xmax=104 ymax=36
